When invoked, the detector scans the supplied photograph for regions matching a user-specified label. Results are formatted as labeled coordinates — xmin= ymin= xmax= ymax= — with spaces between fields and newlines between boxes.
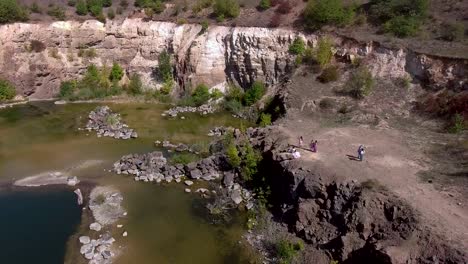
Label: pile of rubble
xmin=85 ymin=106 xmax=138 ymax=140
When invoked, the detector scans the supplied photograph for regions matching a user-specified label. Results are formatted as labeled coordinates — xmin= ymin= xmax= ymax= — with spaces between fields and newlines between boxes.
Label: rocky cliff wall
xmin=0 ymin=19 xmax=466 ymax=99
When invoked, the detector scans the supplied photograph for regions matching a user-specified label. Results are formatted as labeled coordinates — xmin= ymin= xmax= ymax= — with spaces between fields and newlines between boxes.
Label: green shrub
xmin=213 ymin=0 xmax=240 ymax=19
xmin=210 ymin=88 xmax=223 ymax=100
xmin=192 ymin=84 xmax=211 ymax=106
xmin=200 ymin=20 xmax=209 ymax=34
xmin=102 ymin=0 xmax=112 ymax=7
xmin=226 ymin=143 xmax=241 ymax=168
xmin=259 ymin=113 xmax=272 ymax=127
xmin=30 ymin=2 xmax=42 ymax=13
xmin=304 ymin=0 xmax=354 ymax=29
xmin=170 ymin=153 xmax=200 ymax=165
xmin=58 ymin=65 xmax=124 ymax=101
xmin=0 ymin=79 xmax=16 ymax=101
xmin=0 ymin=0 xmax=29 ymax=24
xmin=289 ymin=37 xmax=306 ymax=55
xmin=369 ymin=0 xmax=428 ymax=37
xmin=192 ymin=0 xmax=213 ymax=14
xmin=128 ymin=74 xmax=143 ymax=95
xmin=314 ymin=37 xmax=333 ymax=68
xmin=318 ymin=65 xmax=339 ymax=83
xmin=448 ymin=113 xmax=465 ymax=134
xmin=275 ymin=240 xmax=304 ymax=264
xmin=158 ymin=50 xmax=172 ymax=82
xmin=259 ymin=0 xmax=271 ymax=10
xmin=244 ymin=81 xmax=266 ymax=106
xmin=87 ymin=0 xmax=103 ymax=17
xmin=109 ymin=62 xmax=124 ymax=81
xmin=160 ymin=79 xmax=173 ymax=95
xmin=226 ymin=84 xmax=244 ymax=102
xmin=68 ymin=0 xmax=77 ymax=7
xmin=346 ymin=67 xmax=375 ymax=99
xmin=384 ymin=16 xmax=420 ymax=37
xmin=224 ymin=99 xmax=243 ymax=114
xmin=441 ymin=22 xmax=465 ymax=42
xmin=240 ymin=142 xmax=261 ymax=181
xmin=76 ymin=0 xmax=88 ymax=15
xmin=107 ymin=8 xmax=115 ymax=19
xmin=47 ymin=5 xmax=66 ymax=20
xmin=369 ymin=0 xmax=428 ymax=22
xmin=135 ymin=0 xmax=165 ymax=14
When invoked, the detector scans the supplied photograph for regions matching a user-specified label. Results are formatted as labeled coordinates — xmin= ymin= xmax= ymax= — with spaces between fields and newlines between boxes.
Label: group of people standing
xmin=299 ymin=136 xmax=318 ymax=153
xmin=298 ymin=136 xmax=366 ymax=161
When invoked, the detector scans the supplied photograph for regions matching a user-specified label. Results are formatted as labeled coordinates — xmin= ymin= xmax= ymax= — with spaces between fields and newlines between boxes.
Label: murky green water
xmin=0 ymin=102 xmax=253 ymax=264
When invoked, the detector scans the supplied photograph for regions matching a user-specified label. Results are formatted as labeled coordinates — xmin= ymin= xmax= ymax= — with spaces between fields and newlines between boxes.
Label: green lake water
xmin=0 ymin=101 xmax=254 ymax=264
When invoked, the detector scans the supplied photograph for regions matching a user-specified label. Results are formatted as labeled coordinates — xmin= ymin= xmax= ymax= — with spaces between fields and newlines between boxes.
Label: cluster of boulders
xmin=161 ymin=104 xmax=215 ymax=118
xmin=113 ymin=151 xmax=222 ymax=183
xmin=78 ymin=187 xmax=127 ymax=264
xmin=85 ymin=106 xmax=138 ymax=139
xmin=79 ymin=233 xmax=115 ymax=264
xmin=113 ymin=151 xmax=254 ymax=207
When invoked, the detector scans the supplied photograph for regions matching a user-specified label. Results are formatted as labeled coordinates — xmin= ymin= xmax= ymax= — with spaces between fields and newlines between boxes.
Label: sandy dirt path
xmin=279 ymin=116 xmax=468 ymax=251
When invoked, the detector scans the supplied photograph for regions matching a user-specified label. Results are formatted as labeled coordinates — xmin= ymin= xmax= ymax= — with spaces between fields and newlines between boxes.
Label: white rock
xmin=90 ymin=222 xmax=102 ymax=231
xmin=117 ymin=224 xmax=123 ymax=228
xmin=122 ymin=231 xmax=128 ymax=237
xmin=184 ymin=180 xmax=194 ymax=186
xmin=185 ymin=188 xmax=191 ymax=193
xmin=79 ymin=236 xmax=91 ymax=244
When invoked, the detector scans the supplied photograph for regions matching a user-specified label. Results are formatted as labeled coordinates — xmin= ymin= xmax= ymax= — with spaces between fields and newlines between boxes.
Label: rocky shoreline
xmin=78 ymin=186 xmax=127 ymax=264
xmin=113 ymin=133 xmax=254 ymax=208
xmin=84 ymin=106 xmax=138 ymax=140
xmin=112 ymin=125 xmax=468 ymax=264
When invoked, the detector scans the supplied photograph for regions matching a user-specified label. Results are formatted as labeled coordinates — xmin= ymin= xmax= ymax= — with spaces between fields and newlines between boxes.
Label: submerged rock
xmin=79 ymin=236 xmax=91 ymax=244
xmin=90 ymin=222 xmax=102 ymax=231
xmin=13 ymin=171 xmax=77 ymax=187
xmin=74 ymin=189 xmax=84 ymax=205
xmin=89 ymin=187 xmax=125 ymax=226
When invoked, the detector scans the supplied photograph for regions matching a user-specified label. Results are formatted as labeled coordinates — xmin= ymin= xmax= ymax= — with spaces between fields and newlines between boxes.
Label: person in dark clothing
xmin=311 ymin=140 xmax=318 ymax=152
xmin=357 ymin=145 xmax=365 ymax=161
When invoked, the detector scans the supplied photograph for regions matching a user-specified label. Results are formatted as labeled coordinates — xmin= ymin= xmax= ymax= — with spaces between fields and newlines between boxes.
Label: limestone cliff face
xmin=0 ymin=19 xmax=304 ymax=99
xmin=0 ymin=19 xmax=466 ymax=99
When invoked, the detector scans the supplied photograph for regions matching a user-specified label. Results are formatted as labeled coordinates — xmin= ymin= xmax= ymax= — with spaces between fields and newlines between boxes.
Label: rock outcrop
xmin=246 ymin=127 xmax=468 ymax=264
xmin=1 ymin=19 xmax=465 ymax=99
xmin=85 ymin=106 xmax=138 ymax=139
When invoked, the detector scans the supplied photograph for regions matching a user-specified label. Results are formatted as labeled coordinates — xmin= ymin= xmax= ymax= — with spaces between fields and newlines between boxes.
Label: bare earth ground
xmin=277 ymin=110 xmax=468 ymax=253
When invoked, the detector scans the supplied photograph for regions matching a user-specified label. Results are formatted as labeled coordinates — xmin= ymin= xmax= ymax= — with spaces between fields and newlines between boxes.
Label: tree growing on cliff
xmin=288 ymin=37 xmax=306 ymax=55
xmin=191 ymin=84 xmax=211 ymax=106
xmin=110 ymin=63 xmax=124 ymax=81
xmin=244 ymin=81 xmax=266 ymax=106
xmin=0 ymin=79 xmax=16 ymax=101
xmin=314 ymin=37 xmax=334 ymax=68
xmin=128 ymin=74 xmax=143 ymax=95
